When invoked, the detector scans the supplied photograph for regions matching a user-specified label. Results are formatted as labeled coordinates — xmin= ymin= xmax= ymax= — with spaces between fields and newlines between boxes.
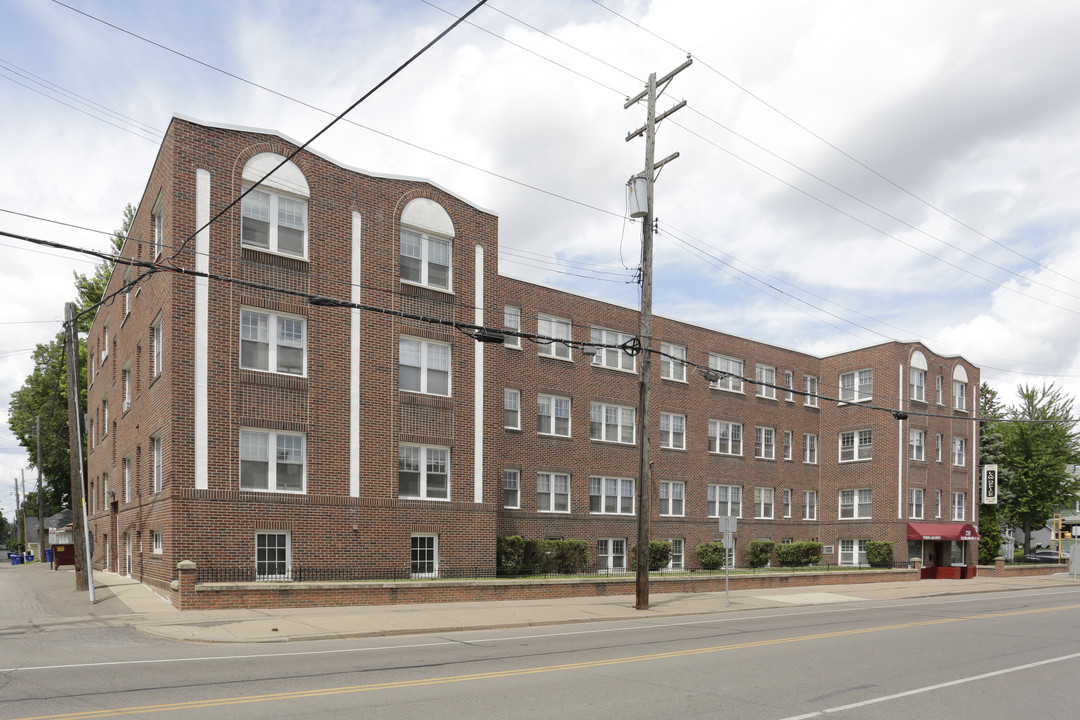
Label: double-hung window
xmin=241 ymin=430 xmax=305 ymax=493
xmin=660 ymin=413 xmax=686 ymax=450
xmin=708 ymin=420 xmax=742 ymax=455
xmin=589 ymin=477 xmax=634 ymax=514
xmin=782 ymin=489 xmax=792 ymax=518
xmin=754 ymin=487 xmax=774 ymax=519
xmin=936 ymin=376 xmax=944 ymax=404
xmin=400 ymin=228 xmax=451 ymax=291
xmin=839 ymin=488 xmax=873 ymax=519
xmin=910 ymin=367 xmax=926 ymax=402
xmin=122 ymin=367 xmax=131 ymax=412
xmin=839 ymin=539 xmax=868 ymax=566
xmin=659 ymin=481 xmax=685 ymax=516
xmin=803 ymin=490 xmax=817 ymax=520
xmin=666 ymin=538 xmax=685 ymax=570
xmin=503 ymin=469 xmax=520 ymax=508
xmin=953 ymin=381 xmax=967 ymax=411
xmin=151 ymin=435 xmax=162 ymax=493
xmin=538 ymin=394 xmax=571 ymax=437
xmin=840 ymin=369 xmax=873 ymax=403
xmin=952 ymin=492 xmax=966 ymax=521
xmin=755 ymin=427 xmax=775 ymax=460
xmin=909 ymin=488 xmax=924 ymax=519
xmin=804 ymin=375 xmax=819 ymax=407
xmin=598 ymin=538 xmax=626 ymax=573
xmin=123 ymin=457 xmax=131 ymax=503
xmin=398 ymin=444 xmax=449 ymax=500
xmin=660 ymin=342 xmax=686 ymax=381
xmin=241 ymin=309 xmax=306 ymax=375
xmin=755 ymin=364 xmax=776 ymax=399
xmin=503 ymin=306 xmax=521 ymax=349
xmin=537 ymin=314 xmax=572 ymax=359
xmin=151 ymin=198 xmax=164 ymax=258
xmin=936 ymin=433 xmax=943 ymax=462
xmin=255 ymin=532 xmax=290 ymax=580
xmin=783 ymin=431 xmax=793 ymax=460
xmin=152 ymin=531 xmax=163 ymax=554
xmin=803 ymin=433 xmax=818 ymax=464
xmin=840 ymin=430 xmax=873 ymax=462
xmin=399 ymin=337 xmax=450 ymax=396
xmin=910 ymin=429 xmax=926 ymax=461
xmin=708 ymin=354 xmax=744 ymax=392
xmin=590 ymin=402 xmax=634 ymax=444
xmin=504 ymin=389 xmax=521 ymax=430
xmin=953 ymin=437 xmax=967 ymax=466
xmin=537 ymin=472 xmax=570 ymax=512
xmin=708 ymin=484 xmax=742 ymax=517
xmin=784 ymin=370 xmax=794 ymax=401
xmin=151 ymin=314 xmax=163 ymax=378
xmin=591 ymin=327 xmax=635 ymax=372
xmin=242 ymin=188 xmax=307 ymax=258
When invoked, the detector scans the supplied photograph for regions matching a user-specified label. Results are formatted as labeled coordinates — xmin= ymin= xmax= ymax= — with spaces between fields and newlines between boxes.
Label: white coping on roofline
xmin=171 ymin=114 xmax=498 ymax=218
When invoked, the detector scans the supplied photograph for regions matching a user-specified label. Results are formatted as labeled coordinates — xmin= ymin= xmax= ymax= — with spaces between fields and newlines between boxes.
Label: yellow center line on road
xmin=16 ymin=603 xmax=1080 ymax=720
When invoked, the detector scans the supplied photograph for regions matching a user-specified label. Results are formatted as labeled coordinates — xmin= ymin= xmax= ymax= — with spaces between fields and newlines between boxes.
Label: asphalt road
xmin=2 ymin=573 xmax=1080 ymax=720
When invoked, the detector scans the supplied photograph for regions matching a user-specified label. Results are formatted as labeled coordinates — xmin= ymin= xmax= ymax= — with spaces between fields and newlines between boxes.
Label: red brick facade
xmin=85 ymin=117 xmax=981 ymax=605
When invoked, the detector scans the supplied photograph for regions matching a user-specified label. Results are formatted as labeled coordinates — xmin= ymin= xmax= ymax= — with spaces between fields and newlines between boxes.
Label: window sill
xmin=538 ymin=353 xmax=574 ymax=363
xmin=661 ymin=376 xmax=688 ymax=384
xmin=590 ymin=439 xmax=635 ymax=446
xmin=591 ymin=364 xmax=637 ymax=375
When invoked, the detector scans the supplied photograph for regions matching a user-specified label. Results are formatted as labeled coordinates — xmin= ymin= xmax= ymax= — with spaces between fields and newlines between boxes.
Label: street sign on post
xmin=718 ymin=515 xmax=737 ymax=606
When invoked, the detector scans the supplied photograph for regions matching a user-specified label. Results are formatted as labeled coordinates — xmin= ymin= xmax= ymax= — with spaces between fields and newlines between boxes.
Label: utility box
xmin=51 ymin=544 xmax=75 ymax=570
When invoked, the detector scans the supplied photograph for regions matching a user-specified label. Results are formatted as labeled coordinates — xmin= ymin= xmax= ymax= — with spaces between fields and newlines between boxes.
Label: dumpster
xmin=51 ymin=544 xmax=75 ymax=570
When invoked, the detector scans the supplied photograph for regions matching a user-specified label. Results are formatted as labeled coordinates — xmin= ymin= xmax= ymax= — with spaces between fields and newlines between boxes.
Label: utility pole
xmin=14 ymin=477 xmax=22 ymax=551
xmin=64 ymin=302 xmax=91 ymax=594
xmin=20 ymin=470 xmax=29 ymax=557
xmin=36 ymin=416 xmax=45 ymax=560
xmin=625 ymin=56 xmax=691 ymax=610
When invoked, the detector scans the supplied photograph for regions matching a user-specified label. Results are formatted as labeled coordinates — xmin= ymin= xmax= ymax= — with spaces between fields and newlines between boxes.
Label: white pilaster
xmin=474 ymin=244 xmax=485 ymax=503
xmin=194 ymin=169 xmax=210 ymax=490
xmin=350 ymin=212 xmax=362 ymax=498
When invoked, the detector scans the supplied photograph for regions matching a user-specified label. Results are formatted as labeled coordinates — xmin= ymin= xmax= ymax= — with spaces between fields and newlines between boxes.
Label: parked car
xmin=1023 ymin=550 xmax=1070 ymax=563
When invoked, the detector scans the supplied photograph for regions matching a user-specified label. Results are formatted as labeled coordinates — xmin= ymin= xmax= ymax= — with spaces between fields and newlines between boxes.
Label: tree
xmin=978 ymin=382 xmax=1008 ymax=563
xmin=999 ymin=383 xmax=1080 ymax=558
xmin=7 ymin=204 xmax=134 ymax=513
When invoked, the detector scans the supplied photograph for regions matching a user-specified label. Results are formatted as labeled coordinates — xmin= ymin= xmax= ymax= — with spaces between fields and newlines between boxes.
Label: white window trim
xmin=400 ymin=227 xmax=452 ymax=292
xmin=839 ymin=539 xmax=868 ymax=566
xmin=255 ymin=531 xmax=291 ymax=581
xmin=660 ymin=412 xmax=686 ymax=450
xmin=952 ymin=437 xmax=967 ymax=467
xmin=910 ymin=367 xmax=926 ymax=403
xmin=538 ymin=394 xmax=571 ymax=437
xmin=754 ymin=487 xmax=775 ymax=519
xmin=503 ymin=306 xmax=521 ymax=349
xmin=242 ymin=187 xmax=309 ymax=260
xmin=598 ymin=537 xmax=627 ymax=574
xmin=590 ymin=327 xmax=636 ymax=373
xmin=840 ymin=488 xmax=873 ymax=519
xmin=398 ymin=444 xmax=450 ymax=501
xmin=803 ymin=433 xmax=818 ymax=465
xmin=708 ymin=484 xmax=742 ymax=518
xmin=952 ymin=492 xmax=966 ymax=521
xmin=537 ymin=314 xmax=572 ymax=360
xmin=803 ymin=490 xmax=817 ymax=520
xmin=240 ymin=307 xmax=307 ymax=377
xmin=839 ymin=369 xmax=873 ymax=404
xmin=910 ymin=428 xmax=926 ymax=461
xmin=909 ymin=488 xmax=925 ymax=519
xmin=151 ymin=314 xmax=163 ymax=379
xmin=590 ymin=401 xmax=635 ymax=444
xmin=589 ymin=476 xmax=635 ymax=515
xmin=708 ymin=419 xmax=743 ymax=456
xmin=804 ymin=375 xmax=819 ymax=407
xmin=755 ymin=364 xmax=777 ymax=399
xmin=659 ymin=481 xmax=685 ymax=517
xmin=152 ymin=435 xmax=162 ymax=493
xmin=410 ymin=534 xmax=439 ymax=579
xmin=503 ymin=469 xmax=520 ymax=509
xmin=538 ymin=472 xmax=570 ymax=513
xmin=152 ymin=530 xmax=163 ymax=554
xmin=839 ymin=429 xmax=873 ymax=462
xmin=660 ymin=342 xmax=687 ymax=382
xmin=708 ymin=354 xmax=744 ymax=393
xmin=399 ymin=336 xmax=451 ymax=397
xmin=151 ymin=195 xmax=164 ymax=259
xmin=782 ymin=488 xmax=793 ymax=518
xmin=755 ymin=426 xmax=775 ymax=460
xmin=240 ymin=429 xmax=307 ymax=494
xmin=504 ymin=388 xmax=521 ymax=430
xmin=783 ymin=430 xmax=793 ymax=461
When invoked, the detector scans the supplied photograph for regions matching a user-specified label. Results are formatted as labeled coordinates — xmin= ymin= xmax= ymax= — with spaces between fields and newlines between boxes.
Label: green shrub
xmin=746 ymin=540 xmax=775 ymax=568
xmin=628 ymin=541 xmax=673 ymax=571
xmin=496 ymin=535 xmax=525 ymax=572
xmin=695 ymin=541 xmax=727 ymax=570
xmin=774 ymin=541 xmax=823 ymax=566
xmin=865 ymin=541 xmax=894 ymax=568
xmin=520 ymin=539 xmax=588 ymax=574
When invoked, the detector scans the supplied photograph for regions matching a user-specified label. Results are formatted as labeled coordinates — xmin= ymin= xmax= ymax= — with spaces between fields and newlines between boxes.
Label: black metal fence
xmin=196 ymin=561 xmax=913 ymax=584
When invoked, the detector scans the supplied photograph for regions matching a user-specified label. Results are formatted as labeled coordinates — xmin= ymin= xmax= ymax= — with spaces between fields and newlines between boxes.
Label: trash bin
xmin=44 ymin=548 xmax=53 ymax=564
xmin=10 ymin=555 xmax=21 ymax=566
xmin=23 ymin=552 xmax=34 ymax=563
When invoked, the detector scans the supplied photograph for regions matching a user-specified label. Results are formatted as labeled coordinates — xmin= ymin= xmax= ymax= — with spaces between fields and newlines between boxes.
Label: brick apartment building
xmin=85 ymin=116 xmax=981 ymax=601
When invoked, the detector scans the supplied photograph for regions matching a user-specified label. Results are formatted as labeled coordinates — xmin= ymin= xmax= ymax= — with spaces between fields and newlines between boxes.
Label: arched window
xmin=909 ymin=350 xmax=927 ymax=402
xmin=400 ymin=198 xmax=454 ymax=292
xmin=240 ymin=153 xmax=310 ymax=259
xmin=952 ymin=365 xmax=968 ymax=412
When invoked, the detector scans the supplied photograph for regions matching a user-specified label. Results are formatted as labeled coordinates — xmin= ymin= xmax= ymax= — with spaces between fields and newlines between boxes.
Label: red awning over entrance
xmin=907 ymin=523 xmax=980 ymax=541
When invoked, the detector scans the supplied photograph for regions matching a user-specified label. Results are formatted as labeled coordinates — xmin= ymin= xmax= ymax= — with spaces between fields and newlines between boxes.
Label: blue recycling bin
xmin=44 ymin=548 xmax=53 ymax=563
xmin=9 ymin=555 xmax=21 ymax=566
xmin=23 ymin=552 xmax=33 ymax=563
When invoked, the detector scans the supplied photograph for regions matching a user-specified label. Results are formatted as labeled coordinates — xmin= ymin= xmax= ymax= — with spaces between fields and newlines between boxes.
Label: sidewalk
xmin=7 ymin=564 xmax=1079 ymax=644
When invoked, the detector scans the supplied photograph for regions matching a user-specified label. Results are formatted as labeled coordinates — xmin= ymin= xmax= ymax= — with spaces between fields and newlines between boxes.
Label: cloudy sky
xmin=3 ymin=0 xmax=1080 ymax=521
